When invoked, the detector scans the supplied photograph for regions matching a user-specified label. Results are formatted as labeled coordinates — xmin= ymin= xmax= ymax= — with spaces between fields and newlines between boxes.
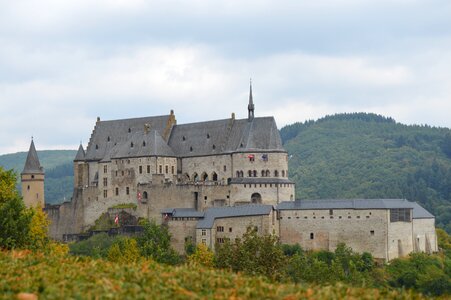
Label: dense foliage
xmin=281 ymin=113 xmax=451 ymax=232
xmin=1 ymin=250 xmax=426 ymax=300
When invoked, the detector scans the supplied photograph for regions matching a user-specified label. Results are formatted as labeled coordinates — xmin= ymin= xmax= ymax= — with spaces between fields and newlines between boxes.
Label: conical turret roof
xmin=74 ymin=144 xmax=86 ymax=161
xmin=22 ymin=140 xmax=44 ymax=174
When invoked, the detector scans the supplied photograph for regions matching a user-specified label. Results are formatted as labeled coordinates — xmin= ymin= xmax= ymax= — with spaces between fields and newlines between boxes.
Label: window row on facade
xmin=236 ymin=169 xmax=288 ymax=178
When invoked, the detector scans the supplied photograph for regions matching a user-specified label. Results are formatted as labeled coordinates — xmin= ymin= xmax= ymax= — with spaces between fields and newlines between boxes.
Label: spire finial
xmin=248 ymin=79 xmax=254 ymax=121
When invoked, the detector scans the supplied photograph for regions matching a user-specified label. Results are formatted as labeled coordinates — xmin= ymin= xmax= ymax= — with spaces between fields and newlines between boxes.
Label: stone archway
xmin=251 ymin=193 xmax=262 ymax=204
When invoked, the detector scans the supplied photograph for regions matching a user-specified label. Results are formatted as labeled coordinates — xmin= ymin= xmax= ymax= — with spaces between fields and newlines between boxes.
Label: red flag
xmin=114 ymin=214 xmax=119 ymax=225
xmin=137 ymin=191 xmax=142 ymax=202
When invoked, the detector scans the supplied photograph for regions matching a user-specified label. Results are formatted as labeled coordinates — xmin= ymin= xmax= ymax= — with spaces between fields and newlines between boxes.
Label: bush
xmin=187 ymin=243 xmax=214 ymax=267
xmin=69 ymin=233 xmax=118 ymax=258
xmin=137 ymin=220 xmax=181 ymax=265
xmin=107 ymin=237 xmax=140 ymax=263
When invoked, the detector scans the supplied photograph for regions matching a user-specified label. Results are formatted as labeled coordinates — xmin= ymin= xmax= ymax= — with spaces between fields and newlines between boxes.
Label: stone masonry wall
xmin=279 ymin=208 xmax=389 ymax=260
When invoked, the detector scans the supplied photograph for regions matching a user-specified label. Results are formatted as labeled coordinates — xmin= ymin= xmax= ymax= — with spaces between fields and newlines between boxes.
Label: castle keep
xmin=26 ymin=84 xmax=437 ymax=261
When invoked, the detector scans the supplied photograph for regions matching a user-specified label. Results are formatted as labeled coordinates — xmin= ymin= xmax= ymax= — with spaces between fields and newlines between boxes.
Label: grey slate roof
xmin=230 ymin=178 xmax=294 ymax=185
xmin=276 ymin=199 xmax=434 ymax=219
xmin=22 ymin=140 xmax=44 ymax=174
xmin=168 ymin=117 xmax=285 ymax=157
xmin=196 ymin=205 xmax=273 ymax=229
xmin=84 ymin=115 xmax=171 ymax=161
xmin=161 ymin=208 xmax=205 ymax=218
xmin=74 ymin=144 xmax=85 ymax=161
xmin=109 ymin=130 xmax=175 ymax=159
xmin=411 ymin=202 xmax=435 ymax=219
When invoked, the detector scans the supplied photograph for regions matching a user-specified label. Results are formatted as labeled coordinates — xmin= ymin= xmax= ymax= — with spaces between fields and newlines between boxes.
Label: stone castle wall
xmin=278 ymin=208 xmax=389 ymax=260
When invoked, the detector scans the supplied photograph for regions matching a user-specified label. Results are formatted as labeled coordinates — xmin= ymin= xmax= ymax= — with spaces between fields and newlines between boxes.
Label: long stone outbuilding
xmin=21 ymin=83 xmax=438 ymax=261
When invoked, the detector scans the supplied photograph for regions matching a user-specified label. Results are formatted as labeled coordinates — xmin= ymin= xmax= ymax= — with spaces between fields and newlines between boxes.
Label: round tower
xmin=21 ymin=139 xmax=45 ymax=208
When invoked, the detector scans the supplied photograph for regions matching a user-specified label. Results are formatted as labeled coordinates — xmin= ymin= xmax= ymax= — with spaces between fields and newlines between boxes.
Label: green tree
xmin=187 ymin=243 xmax=214 ymax=267
xmin=0 ymin=167 xmax=33 ymax=249
xmin=107 ymin=237 xmax=140 ymax=263
xmin=137 ymin=220 xmax=181 ymax=265
xmin=28 ymin=206 xmax=50 ymax=251
xmin=215 ymin=227 xmax=286 ymax=280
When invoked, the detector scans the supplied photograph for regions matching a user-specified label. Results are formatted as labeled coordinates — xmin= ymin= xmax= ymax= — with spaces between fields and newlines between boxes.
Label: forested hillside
xmin=281 ymin=113 xmax=451 ymax=233
xmin=0 ymin=150 xmax=76 ymax=204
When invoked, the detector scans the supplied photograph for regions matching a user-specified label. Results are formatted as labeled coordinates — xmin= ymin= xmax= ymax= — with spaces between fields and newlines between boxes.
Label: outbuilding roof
xmin=196 ymin=205 xmax=273 ymax=229
xmin=276 ymin=199 xmax=434 ymax=219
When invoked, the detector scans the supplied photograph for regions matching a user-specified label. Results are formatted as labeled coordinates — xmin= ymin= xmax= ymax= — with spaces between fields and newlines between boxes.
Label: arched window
xmin=282 ymin=170 xmax=285 ymax=177
xmin=236 ymin=171 xmax=240 ymax=177
xmin=253 ymin=170 xmax=257 ymax=177
xmin=274 ymin=170 xmax=279 ymax=177
xmin=212 ymin=172 xmax=218 ymax=181
xmin=261 ymin=170 xmax=265 ymax=177
xmin=248 ymin=170 xmax=252 ymax=177
xmin=193 ymin=173 xmax=199 ymax=182
xmin=266 ymin=170 xmax=270 ymax=177
xmin=240 ymin=171 xmax=244 ymax=177
xmin=143 ymin=191 xmax=148 ymax=199
xmin=251 ymin=193 xmax=262 ymax=204
xmin=201 ymin=172 xmax=208 ymax=181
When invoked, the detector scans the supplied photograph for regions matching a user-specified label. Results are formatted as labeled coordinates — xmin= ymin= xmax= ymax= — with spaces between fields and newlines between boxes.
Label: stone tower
xmin=21 ymin=139 xmax=45 ymax=208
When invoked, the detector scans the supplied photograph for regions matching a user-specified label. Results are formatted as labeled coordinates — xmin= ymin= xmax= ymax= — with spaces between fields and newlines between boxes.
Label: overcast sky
xmin=1 ymin=0 xmax=450 ymax=155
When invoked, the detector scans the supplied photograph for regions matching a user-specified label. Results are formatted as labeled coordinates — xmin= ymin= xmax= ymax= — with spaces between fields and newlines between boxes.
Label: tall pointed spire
xmin=22 ymin=139 xmax=44 ymax=174
xmin=248 ymin=78 xmax=254 ymax=121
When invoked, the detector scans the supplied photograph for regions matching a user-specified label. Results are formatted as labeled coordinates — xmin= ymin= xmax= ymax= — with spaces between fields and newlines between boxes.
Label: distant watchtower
xmin=21 ymin=139 xmax=45 ymax=208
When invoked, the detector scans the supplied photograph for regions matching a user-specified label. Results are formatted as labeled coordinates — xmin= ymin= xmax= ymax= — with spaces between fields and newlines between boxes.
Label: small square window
xmin=370 ymin=230 xmax=375 ymax=236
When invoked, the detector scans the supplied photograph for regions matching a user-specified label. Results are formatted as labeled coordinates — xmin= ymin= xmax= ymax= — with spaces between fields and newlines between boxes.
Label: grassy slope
xmin=0 ymin=250 xmax=425 ymax=300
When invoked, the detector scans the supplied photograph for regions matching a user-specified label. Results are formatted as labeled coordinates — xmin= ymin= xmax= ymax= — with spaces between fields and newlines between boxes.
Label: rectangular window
xmin=104 ymin=165 xmax=107 ymax=174
xmin=329 ymin=209 xmax=333 ymax=215
xmin=147 ymin=165 xmax=150 ymax=173
xmin=216 ymin=238 xmax=224 ymax=244
xmin=390 ymin=208 xmax=411 ymax=222
xmin=217 ymin=226 xmax=224 ymax=232
xmin=103 ymin=190 xmax=107 ymax=198
xmin=310 ymin=233 xmax=314 ymax=240
xmin=171 ymin=166 xmax=175 ymax=174
xmin=223 ymin=165 xmax=227 ymax=172
xmin=115 ymin=187 xmax=119 ymax=196
xmin=139 ymin=166 xmax=143 ymax=174
xmin=201 ymin=229 xmax=206 ymax=236
xmin=229 ymin=227 xmax=232 ymax=232
xmin=126 ymin=187 xmax=130 ymax=195
xmin=159 ymin=165 xmax=162 ymax=173
xmin=370 ymin=230 xmax=375 ymax=236
xmin=103 ymin=178 xmax=108 ymax=187
xmin=165 ymin=165 xmax=168 ymax=174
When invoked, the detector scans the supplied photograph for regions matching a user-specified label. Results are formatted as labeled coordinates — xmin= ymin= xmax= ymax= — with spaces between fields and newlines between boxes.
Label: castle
xmin=23 ymin=85 xmax=438 ymax=261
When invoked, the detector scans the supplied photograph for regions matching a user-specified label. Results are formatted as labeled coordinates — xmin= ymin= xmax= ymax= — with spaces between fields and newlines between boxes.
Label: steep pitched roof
xmin=109 ymin=130 xmax=175 ymax=159
xmin=276 ymin=199 xmax=435 ymax=219
xmin=74 ymin=144 xmax=85 ymax=161
xmin=196 ymin=205 xmax=273 ymax=229
xmin=22 ymin=140 xmax=44 ymax=174
xmin=84 ymin=115 xmax=171 ymax=161
xmin=168 ymin=116 xmax=285 ymax=157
